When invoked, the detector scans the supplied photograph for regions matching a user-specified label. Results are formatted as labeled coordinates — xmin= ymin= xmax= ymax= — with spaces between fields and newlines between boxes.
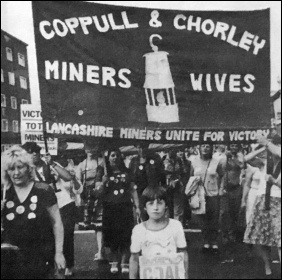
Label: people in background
xmin=44 ymin=151 xmax=83 ymax=277
xmin=96 ymin=148 xmax=140 ymax=274
xmin=221 ymin=143 xmax=244 ymax=244
xmin=76 ymin=142 xmax=105 ymax=263
xmin=191 ymin=143 xmax=225 ymax=254
xmin=1 ymin=146 xmax=65 ymax=279
xmin=165 ymin=148 xmax=191 ymax=225
xmin=241 ymin=148 xmax=266 ymax=225
xmin=76 ymin=142 xmax=103 ymax=230
xmin=129 ymin=143 xmax=166 ymax=221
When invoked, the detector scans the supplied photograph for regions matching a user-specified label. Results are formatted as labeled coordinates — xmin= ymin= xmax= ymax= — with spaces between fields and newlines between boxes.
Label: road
xmin=72 ymin=230 xmax=281 ymax=279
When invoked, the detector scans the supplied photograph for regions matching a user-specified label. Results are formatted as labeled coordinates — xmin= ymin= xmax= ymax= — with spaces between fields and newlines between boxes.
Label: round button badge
xmin=31 ymin=196 xmax=38 ymax=203
xmin=30 ymin=204 xmax=37 ymax=211
xmin=28 ymin=213 xmax=36 ymax=220
xmin=16 ymin=206 xmax=25 ymax=215
xmin=6 ymin=213 xmax=15 ymax=221
xmin=6 ymin=201 xmax=15 ymax=209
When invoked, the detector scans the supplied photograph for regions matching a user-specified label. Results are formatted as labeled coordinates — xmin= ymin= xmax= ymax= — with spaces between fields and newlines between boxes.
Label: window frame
xmin=1 ymin=119 xmax=9 ymax=132
xmin=20 ymin=76 xmax=27 ymax=89
xmin=1 ymin=94 xmax=7 ymax=107
xmin=18 ymin=53 xmax=26 ymax=67
xmin=8 ymin=72 xmax=15 ymax=86
xmin=11 ymin=96 xmax=17 ymax=110
xmin=12 ymin=120 xmax=19 ymax=133
xmin=6 ymin=47 xmax=13 ymax=61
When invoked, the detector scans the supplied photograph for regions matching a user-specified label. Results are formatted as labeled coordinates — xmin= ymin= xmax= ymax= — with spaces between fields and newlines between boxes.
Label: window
xmin=6 ymin=47 xmax=13 ymax=61
xmin=1 ymin=94 xmax=6 ymax=107
xmin=8 ymin=72 xmax=15 ymax=86
xmin=20 ymin=76 xmax=27 ymax=89
xmin=21 ymin=99 xmax=28 ymax=104
xmin=18 ymin=53 xmax=26 ymax=67
xmin=13 ymin=120 xmax=19 ymax=133
xmin=11 ymin=96 xmax=17 ymax=109
xmin=1 ymin=108 xmax=6 ymax=117
xmin=1 ymin=69 xmax=4 ymax=82
xmin=1 ymin=119 xmax=8 ymax=132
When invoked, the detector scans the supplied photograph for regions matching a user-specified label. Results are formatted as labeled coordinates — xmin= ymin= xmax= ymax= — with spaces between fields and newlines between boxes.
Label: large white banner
xmin=21 ymin=104 xmax=58 ymax=155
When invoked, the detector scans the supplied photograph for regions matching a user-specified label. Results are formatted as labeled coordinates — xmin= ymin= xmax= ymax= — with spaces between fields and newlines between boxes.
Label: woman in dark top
xmin=1 ymin=146 xmax=65 ymax=279
xmin=96 ymin=148 xmax=140 ymax=274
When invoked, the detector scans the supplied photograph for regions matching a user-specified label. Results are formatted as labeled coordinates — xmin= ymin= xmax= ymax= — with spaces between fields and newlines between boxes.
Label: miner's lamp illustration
xmin=143 ymin=34 xmax=179 ymax=123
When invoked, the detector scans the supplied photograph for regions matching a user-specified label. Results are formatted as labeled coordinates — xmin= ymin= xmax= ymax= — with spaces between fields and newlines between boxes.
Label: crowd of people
xmin=1 ymin=134 xmax=281 ymax=279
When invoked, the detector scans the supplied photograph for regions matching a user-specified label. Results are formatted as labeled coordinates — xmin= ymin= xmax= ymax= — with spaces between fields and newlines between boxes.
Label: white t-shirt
xmin=131 ymin=219 xmax=187 ymax=258
xmin=53 ymin=162 xmax=83 ymax=208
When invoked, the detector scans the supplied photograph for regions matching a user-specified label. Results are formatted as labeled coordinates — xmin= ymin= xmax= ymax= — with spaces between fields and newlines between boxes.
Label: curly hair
xmin=1 ymin=145 xmax=36 ymax=187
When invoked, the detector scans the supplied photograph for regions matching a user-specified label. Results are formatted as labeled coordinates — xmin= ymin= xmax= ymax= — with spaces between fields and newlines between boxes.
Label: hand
xmin=102 ymin=175 xmax=108 ymax=184
xmin=265 ymin=174 xmax=276 ymax=184
xmin=55 ymin=252 xmax=66 ymax=270
xmin=95 ymin=182 xmax=103 ymax=192
xmin=44 ymin=153 xmax=54 ymax=165
xmin=135 ymin=207 xmax=141 ymax=218
xmin=69 ymin=169 xmax=76 ymax=179
xmin=257 ymin=135 xmax=269 ymax=146
xmin=240 ymin=202 xmax=246 ymax=209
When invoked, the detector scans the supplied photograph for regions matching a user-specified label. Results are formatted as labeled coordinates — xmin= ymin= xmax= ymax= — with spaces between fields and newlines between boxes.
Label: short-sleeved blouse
xmin=2 ymin=182 xmax=57 ymax=261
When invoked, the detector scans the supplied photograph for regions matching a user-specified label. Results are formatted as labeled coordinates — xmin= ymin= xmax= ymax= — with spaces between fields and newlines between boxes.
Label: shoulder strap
xmin=202 ymin=159 xmax=212 ymax=194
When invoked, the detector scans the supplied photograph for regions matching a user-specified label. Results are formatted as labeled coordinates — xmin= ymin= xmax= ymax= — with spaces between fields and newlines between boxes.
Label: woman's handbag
xmin=185 ymin=160 xmax=211 ymax=215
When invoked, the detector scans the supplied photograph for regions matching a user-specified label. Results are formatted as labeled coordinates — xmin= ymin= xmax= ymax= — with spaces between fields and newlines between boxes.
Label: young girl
xmin=129 ymin=186 xmax=189 ymax=279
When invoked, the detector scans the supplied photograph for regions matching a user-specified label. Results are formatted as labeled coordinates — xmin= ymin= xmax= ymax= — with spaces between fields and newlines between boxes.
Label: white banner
xmin=21 ymin=104 xmax=58 ymax=155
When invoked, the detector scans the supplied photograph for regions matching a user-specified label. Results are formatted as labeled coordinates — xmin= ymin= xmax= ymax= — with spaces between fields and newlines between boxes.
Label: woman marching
xmin=190 ymin=143 xmax=225 ymax=254
xmin=1 ymin=146 xmax=65 ymax=279
xmin=95 ymin=148 xmax=141 ymax=274
xmin=244 ymin=135 xmax=281 ymax=278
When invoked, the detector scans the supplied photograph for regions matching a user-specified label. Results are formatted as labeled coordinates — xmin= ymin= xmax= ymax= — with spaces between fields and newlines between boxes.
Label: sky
xmin=1 ymin=1 xmax=281 ymax=104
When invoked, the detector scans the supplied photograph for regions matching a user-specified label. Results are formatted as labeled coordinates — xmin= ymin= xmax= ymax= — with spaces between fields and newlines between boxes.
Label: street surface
xmin=73 ymin=230 xmax=281 ymax=279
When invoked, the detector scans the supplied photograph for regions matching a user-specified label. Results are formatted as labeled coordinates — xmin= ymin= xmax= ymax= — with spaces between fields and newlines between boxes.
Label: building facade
xmin=1 ymin=30 xmax=31 ymax=152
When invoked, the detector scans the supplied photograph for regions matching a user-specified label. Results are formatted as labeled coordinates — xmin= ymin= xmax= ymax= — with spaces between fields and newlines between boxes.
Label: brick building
xmin=1 ymin=30 xmax=31 ymax=152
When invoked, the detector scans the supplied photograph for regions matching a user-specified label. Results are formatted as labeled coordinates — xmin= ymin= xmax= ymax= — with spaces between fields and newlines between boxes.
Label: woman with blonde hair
xmin=1 ymin=146 xmax=65 ymax=279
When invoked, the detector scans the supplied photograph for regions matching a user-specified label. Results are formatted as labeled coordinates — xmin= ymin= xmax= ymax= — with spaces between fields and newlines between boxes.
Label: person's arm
xmin=190 ymin=164 xmax=194 ymax=177
xmin=45 ymin=155 xmax=72 ymax=182
xmin=241 ymin=166 xmax=254 ymax=208
xmin=217 ymin=159 xmax=226 ymax=195
xmin=266 ymin=173 xmax=281 ymax=189
xmin=244 ymin=147 xmax=266 ymax=163
xmin=257 ymin=135 xmax=281 ymax=158
xmin=47 ymin=204 xmax=66 ymax=270
xmin=129 ymin=252 xmax=140 ymax=279
xmin=131 ymin=185 xmax=141 ymax=218
xmin=178 ymin=248 xmax=189 ymax=279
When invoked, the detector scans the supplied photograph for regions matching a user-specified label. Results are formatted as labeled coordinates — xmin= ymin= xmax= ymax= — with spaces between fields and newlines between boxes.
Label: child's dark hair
xmin=142 ymin=186 xmax=168 ymax=206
